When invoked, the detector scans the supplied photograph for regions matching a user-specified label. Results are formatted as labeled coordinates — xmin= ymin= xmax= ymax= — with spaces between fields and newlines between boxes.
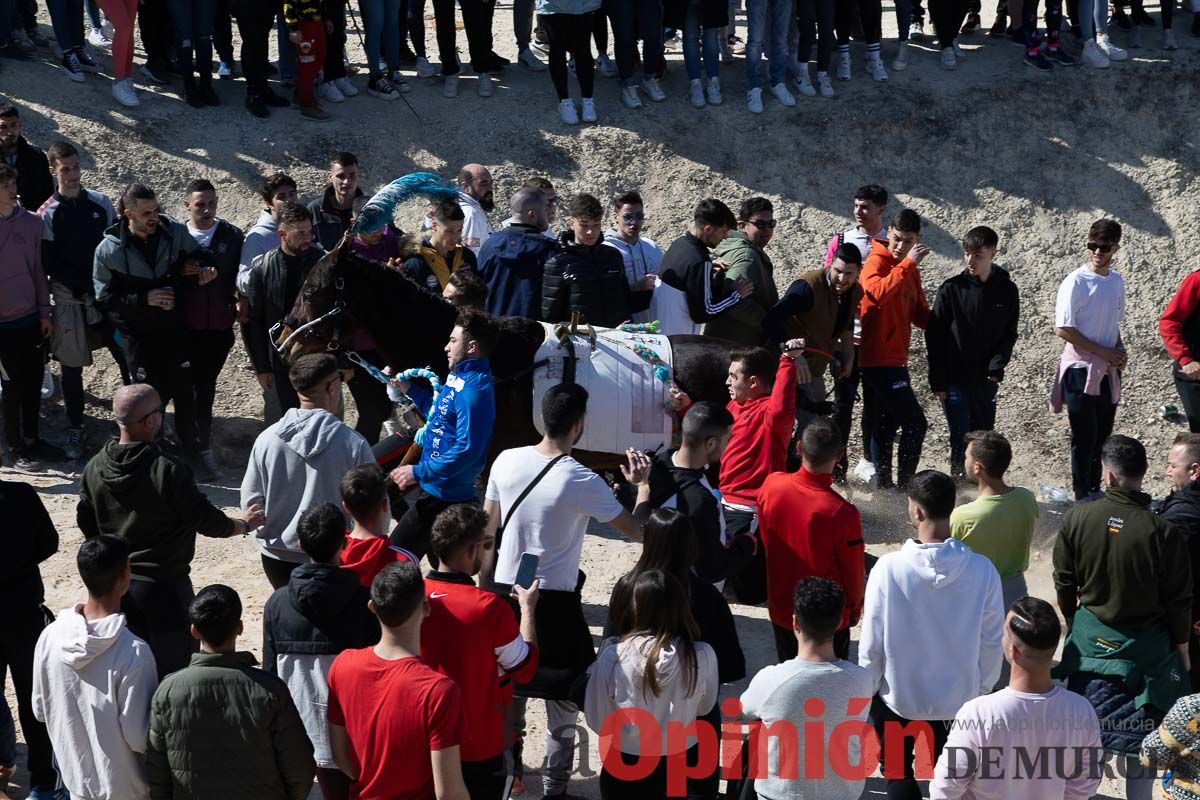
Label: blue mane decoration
xmin=351 ymin=172 xmax=460 ymax=234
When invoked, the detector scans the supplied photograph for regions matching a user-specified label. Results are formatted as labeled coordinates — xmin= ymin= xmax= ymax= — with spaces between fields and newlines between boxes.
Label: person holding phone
xmin=484 ymin=383 xmax=650 ymax=799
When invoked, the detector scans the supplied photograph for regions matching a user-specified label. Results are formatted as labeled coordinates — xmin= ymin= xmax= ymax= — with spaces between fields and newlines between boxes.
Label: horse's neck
xmin=355 ymin=279 xmax=456 ymax=372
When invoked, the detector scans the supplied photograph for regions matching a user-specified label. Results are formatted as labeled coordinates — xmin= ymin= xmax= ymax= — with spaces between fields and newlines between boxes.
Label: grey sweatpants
xmin=511 ymin=697 xmax=579 ymax=795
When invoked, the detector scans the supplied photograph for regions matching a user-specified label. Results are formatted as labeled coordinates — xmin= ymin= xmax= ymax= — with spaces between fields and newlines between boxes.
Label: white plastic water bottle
xmin=1039 ymin=484 xmax=1070 ymax=503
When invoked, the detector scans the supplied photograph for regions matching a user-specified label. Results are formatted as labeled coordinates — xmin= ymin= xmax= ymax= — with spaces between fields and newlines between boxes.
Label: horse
xmin=273 ymin=241 xmax=741 ymax=469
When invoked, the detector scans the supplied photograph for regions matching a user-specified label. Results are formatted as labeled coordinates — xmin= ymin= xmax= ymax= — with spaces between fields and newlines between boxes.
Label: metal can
xmin=1160 ymin=403 xmax=1179 ymax=419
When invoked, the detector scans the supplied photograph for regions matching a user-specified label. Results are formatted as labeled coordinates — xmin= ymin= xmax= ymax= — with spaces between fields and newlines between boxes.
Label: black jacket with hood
xmin=11 ymin=136 xmax=53 ymax=212
xmin=924 ymin=266 xmax=1020 ymax=392
xmin=541 ymin=230 xmax=652 ymax=328
xmin=77 ymin=440 xmax=238 ymax=583
xmin=1159 ymin=480 xmax=1200 ymax=626
xmin=0 ymin=480 xmax=58 ymax=615
xmin=262 ymin=563 xmax=380 ymax=673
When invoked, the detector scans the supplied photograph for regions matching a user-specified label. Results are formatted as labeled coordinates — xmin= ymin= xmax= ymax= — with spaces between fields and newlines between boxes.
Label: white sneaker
xmin=689 ymin=78 xmax=706 ymax=107
xmin=706 ymin=76 xmax=722 ymax=105
xmin=746 ymin=87 xmax=763 ymax=113
xmin=559 ymin=98 xmax=579 ymax=124
xmin=940 ymin=46 xmax=958 ymax=68
xmin=443 ymin=74 xmax=459 ymax=97
xmin=112 ymin=78 xmax=139 ymax=106
xmin=478 ymin=72 xmax=494 ymax=96
xmin=581 ymin=97 xmax=597 ymax=122
xmin=910 ymin=18 xmax=925 ymax=39
xmin=317 ymin=80 xmax=345 ymax=103
xmin=414 ymin=56 xmax=436 ymax=78
xmin=621 ymin=84 xmax=642 ymax=108
xmin=596 ymin=54 xmax=617 ymax=77
xmin=87 ymin=27 xmax=111 ymax=48
xmin=518 ymin=47 xmax=546 ymax=71
xmin=334 ymin=76 xmax=358 ymax=96
xmin=892 ymin=41 xmax=909 ymax=70
xmin=853 ymin=458 xmax=877 ymax=484
xmin=817 ymin=71 xmax=835 ymax=96
xmin=1164 ymin=28 xmax=1179 ymax=49
xmin=1082 ymin=38 xmax=1111 ymax=66
xmin=867 ymin=55 xmax=888 ymax=81
xmin=770 ymin=82 xmax=796 ymax=106
xmin=836 ymin=50 xmax=851 ymax=80
xmin=1097 ymin=33 xmax=1128 ymax=60
xmin=640 ymin=76 xmax=666 ymax=101
xmin=795 ymin=65 xmax=816 ymax=96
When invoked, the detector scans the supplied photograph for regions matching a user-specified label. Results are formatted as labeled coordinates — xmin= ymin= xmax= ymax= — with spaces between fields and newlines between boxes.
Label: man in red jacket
xmin=719 ymin=340 xmax=804 ymax=603
xmin=758 ymin=417 xmax=865 ymax=662
xmin=859 ymin=209 xmax=931 ymax=490
xmin=1160 ymin=271 xmax=1200 ymax=432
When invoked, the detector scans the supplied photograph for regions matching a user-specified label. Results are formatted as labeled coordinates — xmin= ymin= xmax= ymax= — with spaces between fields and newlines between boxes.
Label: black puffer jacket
xmin=261 ymin=563 xmax=380 ymax=673
xmin=541 ymin=230 xmax=651 ymax=328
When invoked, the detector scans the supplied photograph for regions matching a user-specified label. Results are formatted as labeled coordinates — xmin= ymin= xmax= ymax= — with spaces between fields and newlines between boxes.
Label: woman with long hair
xmin=586 ymin=567 xmax=719 ymax=799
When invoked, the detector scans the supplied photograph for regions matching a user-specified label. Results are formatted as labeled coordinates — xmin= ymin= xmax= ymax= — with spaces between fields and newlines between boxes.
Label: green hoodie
xmin=77 ymin=440 xmax=237 ymax=582
xmin=706 ymin=230 xmax=779 ymax=346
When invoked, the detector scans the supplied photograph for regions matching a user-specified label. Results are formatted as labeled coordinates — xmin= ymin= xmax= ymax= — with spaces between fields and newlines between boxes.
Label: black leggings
xmin=931 ymin=0 xmax=968 ymax=47
xmin=544 ymin=12 xmax=596 ymax=99
xmin=592 ymin=8 xmax=608 ymax=53
xmin=836 ymin=0 xmax=882 ymax=43
xmin=797 ymin=0 xmax=836 ymax=69
xmin=0 ymin=321 xmax=46 ymax=447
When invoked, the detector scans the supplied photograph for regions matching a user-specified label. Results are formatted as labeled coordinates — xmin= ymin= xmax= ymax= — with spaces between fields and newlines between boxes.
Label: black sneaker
xmin=396 ymin=44 xmax=418 ymax=65
xmin=262 ymin=89 xmax=290 ymax=107
xmin=198 ymin=82 xmax=220 ymax=106
xmin=1024 ymin=49 xmax=1054 ymax=70
xmin=368 ymin=74 xmax=400 ymax=99
xmin=1112 ymin=6 xmax=1133 ymax=30
xmin=28 ymin=439 xmax=66 ymax=462
xmin=988 ymin=14 xmax=1008 ymax=35
xmin=1045 ymin=46 xmax=1076 ymax=65
xmin=61 ymin=50 xmax=86 ymax=81
xmin=75 ymin=46 xmax=101 ymax=72
xmin=245 ymin=95 xmax=270 ymax=117
xmin=1131 ymin=6 xmax=1154 ymax=24
xmin=140 ymin=61 xmax=169 ymax=84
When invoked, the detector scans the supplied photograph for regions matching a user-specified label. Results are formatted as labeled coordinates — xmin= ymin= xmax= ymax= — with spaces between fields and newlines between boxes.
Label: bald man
xmin=458 ymin=164 xmax=495 ymax=254
xmin=77 ymin=384 xmax=263 ymax=677
xmin=478 ymin=188 xmax=558 ymax=319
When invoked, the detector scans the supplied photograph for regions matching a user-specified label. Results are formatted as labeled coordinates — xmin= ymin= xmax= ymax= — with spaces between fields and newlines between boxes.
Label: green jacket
xmin=706 ymin=231 xmax=779 ymax=346
xmin=147 ymin=651 xmax=315 ymax=800
xmin=1053 ymin=487 xmax=1193 ymax=645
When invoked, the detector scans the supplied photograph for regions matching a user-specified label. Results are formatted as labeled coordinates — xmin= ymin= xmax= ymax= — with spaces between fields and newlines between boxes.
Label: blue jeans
xmin=940 ymin=382 xmax=998 ymax=478
xmin=361 ymin=0 xmax=400 ymax=75
xmin=46 ymin=0 xmax=84 ymax=52
xmin=167 ymin=0 xmax=216 ymax=75
xmin=682 ymin=0 xmax=719 ymax=80
xmin=607 ymin=0 xmax=663 ymax=83
xmin=744 ymin=0 xmax=788 ymax=88
xmin=1078 ymin=0 xmax=1108 ymax=37
xmin=276 ymin=16 xmax=295 ymax=80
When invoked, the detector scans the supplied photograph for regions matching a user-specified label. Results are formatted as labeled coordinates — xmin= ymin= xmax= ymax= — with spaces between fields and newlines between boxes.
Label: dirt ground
xmin=3 ymin=0 xmax=1199 ymax=796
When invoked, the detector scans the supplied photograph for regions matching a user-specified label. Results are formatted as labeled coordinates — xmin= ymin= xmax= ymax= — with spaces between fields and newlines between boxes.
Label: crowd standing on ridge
xmin=7 ymin=137 xmax=1200 ymax=800
xmin=0 ymin=0 xmax=1196 ymax=119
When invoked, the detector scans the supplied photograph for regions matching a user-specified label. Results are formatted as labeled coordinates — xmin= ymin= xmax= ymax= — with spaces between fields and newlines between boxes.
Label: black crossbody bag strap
xmin=498 ymin=454 xmax=568 ymax=538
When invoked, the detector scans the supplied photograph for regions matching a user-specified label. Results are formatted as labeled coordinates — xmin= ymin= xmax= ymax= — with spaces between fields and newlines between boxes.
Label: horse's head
xmin=272 ymin=242 xmax=352 ymax=363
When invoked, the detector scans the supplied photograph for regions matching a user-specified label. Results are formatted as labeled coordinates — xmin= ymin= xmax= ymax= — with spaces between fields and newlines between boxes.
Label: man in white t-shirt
xmin=603 ymin=189 xmax=664 ymax=325
xmin=484 ymin=383 xmax=650 ymax=799
xmin=1052 ymin=219 xmax=1127 ymax=501
xmin=741 ymin=577 xmax=873 ymax=800
xmin=930 ymin=596 xmax=1103 ymax=800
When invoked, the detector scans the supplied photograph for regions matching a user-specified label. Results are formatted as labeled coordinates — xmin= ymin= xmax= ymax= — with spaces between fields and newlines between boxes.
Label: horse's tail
xmin=352 ymin=172 xmax=460 ymax=234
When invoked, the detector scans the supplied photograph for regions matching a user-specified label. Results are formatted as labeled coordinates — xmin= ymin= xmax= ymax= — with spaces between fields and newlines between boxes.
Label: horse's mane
xmin=333 ymin=238 xmax=459 ymax=319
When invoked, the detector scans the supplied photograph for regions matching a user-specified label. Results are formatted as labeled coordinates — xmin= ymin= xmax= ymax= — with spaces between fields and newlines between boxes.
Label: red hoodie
xmin=719 ymin=355 xmax=797 ymax=508
xmin=340 ymin=534 xmax=416 ymax=587
xmin=757 ymin=467 xmax=865 ymax=631
xmin=858 ymin=239 xmax=930 ymax=369
xmin=1160 ymin=271 xmax=1200 ymax=366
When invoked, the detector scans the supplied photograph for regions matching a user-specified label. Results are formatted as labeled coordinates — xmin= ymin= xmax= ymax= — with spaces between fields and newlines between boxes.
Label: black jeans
xmin=607 ymin=0 xmax=663 ymax=82
xmin=262 ymin=553 xmax=301 ymax=589
xmin=462 ymin=754 xmax=507 ymax=800
xmin=122 ymin=328 xmax=200 ymax=456
xmin=347 ymin=348 xmax=391 ymax=445
xmin=213 ymin=0 xmax=235 ymax=63
xmin=60 ymin=319 xmax=129 ymax=428
xmin=930 ymin=0 xmax=968 ymax=46
xmin=235 ymin=4 xmax=275 ymax=97
xmin=188 ymin=329 xmax=235 ymax=450
xmin=940 ymin=381 xmax=998 ymax=478
xmin=797 ymin=0 xmax=836 ymax=70
xmin=0 ymin=320 xmax=45 ymax=447
xmin=1062 ymin=367 xmax=1117 ymax=501
xmin=773 ymin=622 xmax=850 ymax=662
xmin=325 ymin=0 xmax=348 ymax=80
xmin=433 ymin=0 xmax=494 ymax=74
xmin=835 ymin=0 xmax=881 ymax=43
xmin=389 ymin=488 xmax=454 ymax=560
xmin=0 ymin=605 xmax=54 ymax=791
xmin=1175 ymin=372 xmax=1200 ymax=433
xmin=544 ymin=12 xmax=595 ymax=99
xmin=725 ymin=507 xmax=766 ymax=605
xmin=121 ymin=578 xmax=197 ymax=679
xmin=139 ymin=0 xmax=173 ymax=65
xmin=871 ymin=696 xmax=950 ymax=800
xmin=861 ymin=366 xmax=927 ymax=487
xmin=833 ymin=356 xmax=875 ymax=481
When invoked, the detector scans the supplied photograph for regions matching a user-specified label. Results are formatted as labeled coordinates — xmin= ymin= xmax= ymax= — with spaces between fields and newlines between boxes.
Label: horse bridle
xmin=270 ymin=274 xmax=352 ymax=356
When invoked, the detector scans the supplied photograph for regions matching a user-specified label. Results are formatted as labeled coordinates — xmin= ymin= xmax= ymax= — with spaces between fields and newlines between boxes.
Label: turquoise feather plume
xmin=351 ymin=172 xmax=460 ymax=234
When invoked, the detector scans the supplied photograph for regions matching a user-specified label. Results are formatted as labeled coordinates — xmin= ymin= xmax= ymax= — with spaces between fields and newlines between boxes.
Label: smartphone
xmin=514 ymin=552 xmax=539 ymax=590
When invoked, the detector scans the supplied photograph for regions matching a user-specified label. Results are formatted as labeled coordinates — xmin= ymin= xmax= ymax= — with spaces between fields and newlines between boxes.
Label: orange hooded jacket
xmin=858 ymin=239 xmax=931 ymax=368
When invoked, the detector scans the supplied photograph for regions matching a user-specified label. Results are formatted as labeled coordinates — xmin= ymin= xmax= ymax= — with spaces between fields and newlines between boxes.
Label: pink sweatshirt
xmin=0 ymin=205 xmax=49 ymax=323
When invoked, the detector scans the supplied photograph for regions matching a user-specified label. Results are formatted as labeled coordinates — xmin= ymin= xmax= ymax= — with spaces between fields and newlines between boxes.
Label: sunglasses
xmin=622 ymin=212 xmax=645 ymax=223
xmin=746 ymin=219 xmax=778 ymax=230
xmin=1086 ymin=242 xmax=1115 ymax=254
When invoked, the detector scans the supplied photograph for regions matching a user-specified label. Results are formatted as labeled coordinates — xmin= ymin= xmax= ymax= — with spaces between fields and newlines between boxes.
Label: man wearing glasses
xmin=1051 ymin=219 xmax=1127 ymax=502
xmin=706 ymin=197 xmax=780 ymax=346
xmin=604 ymin=190 xmax=663 ymax=325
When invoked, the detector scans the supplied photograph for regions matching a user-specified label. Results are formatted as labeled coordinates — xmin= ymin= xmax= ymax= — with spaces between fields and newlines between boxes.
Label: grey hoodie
xmin=237 ymin=210 xmax=280 ymax=294
xmin=241 ymin=408 xmax=375 ymax=563
xmin=32 ymin=607 xmax=158 ymax=800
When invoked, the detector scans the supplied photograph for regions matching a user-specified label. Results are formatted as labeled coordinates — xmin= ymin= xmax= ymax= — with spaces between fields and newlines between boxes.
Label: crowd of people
xmin=6 ymin=121 xmax=1200 ymax=800
xmin=0 ymin=0 xmax=1196 ymax=118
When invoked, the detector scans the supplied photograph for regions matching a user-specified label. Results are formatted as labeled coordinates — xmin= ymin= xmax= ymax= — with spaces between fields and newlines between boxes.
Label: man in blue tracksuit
xmin=388 ymin=309 xmax=499 ymax=559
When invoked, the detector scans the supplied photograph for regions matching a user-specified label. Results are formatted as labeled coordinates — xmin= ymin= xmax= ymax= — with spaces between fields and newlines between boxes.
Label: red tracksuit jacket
xmin=719 ymin=355 xmax=797 ymax=508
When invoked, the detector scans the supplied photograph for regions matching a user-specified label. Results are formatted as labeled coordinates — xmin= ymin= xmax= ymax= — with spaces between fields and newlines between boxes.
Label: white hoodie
xmin=32 ymin=606 xmax=158 ymax=800
xmin=858 ymin=537 xmax=1004 ymax=721
xmin=241 ymin=407 xmax=375 ymax=563
xmin=585 ymin=635 xmax=718 ymax=756
xmin=603 ymin=230 xmax=664 ymax=325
